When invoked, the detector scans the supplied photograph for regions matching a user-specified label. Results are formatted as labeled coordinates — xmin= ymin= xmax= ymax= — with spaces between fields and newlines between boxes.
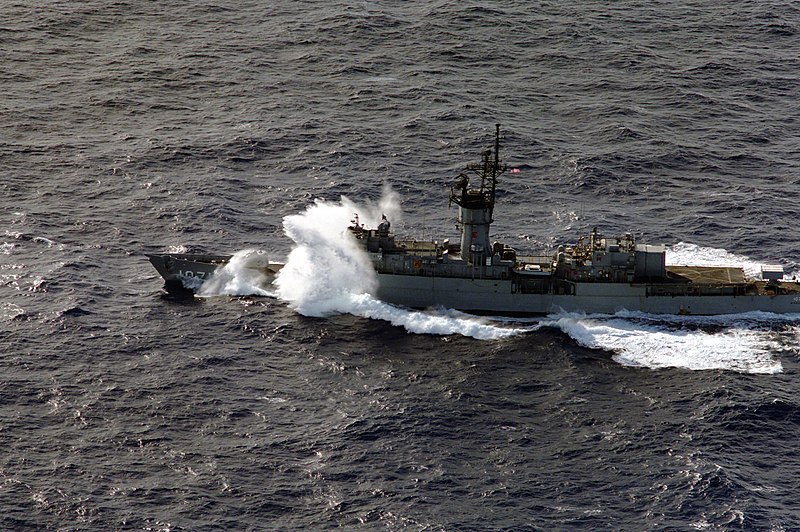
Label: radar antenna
xmin=449 ymin=124 xmax=508 ymax=222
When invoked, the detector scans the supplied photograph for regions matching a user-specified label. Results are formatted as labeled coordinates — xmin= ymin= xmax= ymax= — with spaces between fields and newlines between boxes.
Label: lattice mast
xmin=449 ymin=124 xmax=508 ymax=265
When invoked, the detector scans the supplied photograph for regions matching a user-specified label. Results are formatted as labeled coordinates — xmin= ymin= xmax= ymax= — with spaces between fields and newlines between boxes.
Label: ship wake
xmin=533 ymin=311 xmax=796 ymax=374
xmin=526 ymin=243 xmax=800 ymax=374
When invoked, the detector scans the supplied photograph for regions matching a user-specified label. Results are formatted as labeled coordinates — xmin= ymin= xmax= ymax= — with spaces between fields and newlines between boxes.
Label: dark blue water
xmin=3 ymin=1 xmax=800 ymax=529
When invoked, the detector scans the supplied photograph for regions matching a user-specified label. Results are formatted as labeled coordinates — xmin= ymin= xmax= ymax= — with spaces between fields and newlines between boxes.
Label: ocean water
xmin=2 ymin=1 xmax=800 ymax=529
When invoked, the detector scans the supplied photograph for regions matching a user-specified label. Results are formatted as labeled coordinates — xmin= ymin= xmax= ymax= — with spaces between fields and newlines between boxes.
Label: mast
xmin=449 ymin=124 xmax=507 ymax=265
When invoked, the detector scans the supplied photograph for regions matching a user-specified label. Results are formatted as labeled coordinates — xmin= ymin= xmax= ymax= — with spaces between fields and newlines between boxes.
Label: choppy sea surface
xmin=3 ymin=1 xmax=800 ymax=529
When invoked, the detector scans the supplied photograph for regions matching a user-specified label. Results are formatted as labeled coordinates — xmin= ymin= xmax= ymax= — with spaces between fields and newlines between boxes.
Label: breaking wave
xmin=273 ymin=190 xmax=526 ymax=340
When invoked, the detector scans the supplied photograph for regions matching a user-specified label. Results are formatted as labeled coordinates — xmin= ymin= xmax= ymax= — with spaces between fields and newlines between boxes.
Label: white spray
xmin=535 ymin=311 xmax=785 ymax=374
xmin=273 ymin=188 xmax=524 ymax=340
xmin=198 ymin=249 xmax=274 ymax=297
xmin=274 ymin=197 xmax=377 ymax=316
xmin=666 ymin=242 xmax=765 ymax=279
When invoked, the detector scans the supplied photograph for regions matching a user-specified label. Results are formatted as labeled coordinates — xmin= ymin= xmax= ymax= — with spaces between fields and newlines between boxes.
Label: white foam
xmin=167 ymin=244 xmax=190 ymax=254
xmin=1 ymin=302 xmax=25 ymax=322
xmin=537 ymin=311 xmax=785 ymax=374
xmin=346 ymin=295 xmax=523 ymax=340
xmin=32 ymin=236 xmax=57 ymax=248
xmin=197 ymin=249 xmax=274 ymax=297
xmin=274 ymin=199 xmax=377 ymax=316
xmin=273 ymin=193 xmax=524 ymax=340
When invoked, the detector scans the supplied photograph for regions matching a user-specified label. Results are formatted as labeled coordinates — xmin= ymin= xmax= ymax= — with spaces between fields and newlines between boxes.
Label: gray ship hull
xmin=146 ymin=253 xmax=233 ymax=291
xmin=375 ymin=273 xmax=800 ymax=316
xmin=147 ymin=256 xmax=800 ymax=315
xmin=147 ymin=253 xmax=284 ymax=293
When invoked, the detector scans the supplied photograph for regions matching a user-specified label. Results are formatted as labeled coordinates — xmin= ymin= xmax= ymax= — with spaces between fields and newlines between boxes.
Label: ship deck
xmin=667 ymin=265 xmax=746 ymax=285
xmin=665 ymin=265 xmax=800 ymax=295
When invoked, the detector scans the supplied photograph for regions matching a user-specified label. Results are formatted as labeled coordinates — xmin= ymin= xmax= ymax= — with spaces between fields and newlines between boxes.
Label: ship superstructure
xmin=345 ymin=125 xmax=800 ymax=315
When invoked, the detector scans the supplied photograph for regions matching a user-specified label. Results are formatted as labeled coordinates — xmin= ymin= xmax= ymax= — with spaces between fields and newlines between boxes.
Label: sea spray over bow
xmin=274 ymin=198 xmax=378 ymax=317
xmin=274 ymin=192 xmax=524 ymax=339
xmin=197 ymin=249 xmax=274 ymax=297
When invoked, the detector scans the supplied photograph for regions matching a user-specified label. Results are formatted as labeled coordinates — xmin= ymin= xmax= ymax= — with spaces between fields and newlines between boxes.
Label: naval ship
xmin=147 ymin=125 xmax=800 ymax=315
